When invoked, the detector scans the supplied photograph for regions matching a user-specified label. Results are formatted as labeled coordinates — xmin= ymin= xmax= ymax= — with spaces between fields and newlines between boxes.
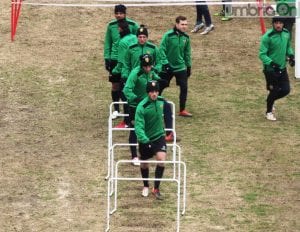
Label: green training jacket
xmin=103 ymin=18 xmax=139 ymax=61
xmin=112 ymin=34 xmax=138 ymax=75
xmin=159 ymin=28 xmax=192 ymax=72
xmin=135 ymin=96 xmax=165 ymax=144
xmin=259 ymin=28 xmax=294 ymax=71
xmin=122 ymin=41 xmax=162 ymax=79
xmin=123 ymin=66 xmax=161 ymax=107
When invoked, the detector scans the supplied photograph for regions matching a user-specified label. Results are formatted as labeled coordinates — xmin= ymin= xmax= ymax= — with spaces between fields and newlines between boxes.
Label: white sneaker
xmin=200 ymin=24 xmax=215 ymax=35
xmin=191 ymin=23 xmax=205 ymax=33
xmin=111 ymin=111 xmax=119 ymax=120
xmin=266 ymin=112 xmax=276 ymax=121
xmin=141 ymin=187 xmax=149 ymax=197
xmin=132 ymin=157 xmax=140 ymax=166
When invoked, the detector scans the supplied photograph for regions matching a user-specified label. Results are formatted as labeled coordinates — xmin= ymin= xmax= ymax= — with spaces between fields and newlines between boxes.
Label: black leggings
xmin=159 ymin=70 xmax=188 ymax=111
xmin=264 ymin=70 xmax=290 ymax=113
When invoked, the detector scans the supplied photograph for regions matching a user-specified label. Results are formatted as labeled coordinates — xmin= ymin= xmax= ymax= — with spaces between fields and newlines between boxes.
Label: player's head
xmin=137 ymin=25 xmax=148 ymax=37
xmin=137 ymin=25 xmax=148 ymax=45
xmin=140 ymin=54 xmax=153 ymax=66
xmin=175 ymin=15 xmax=188 ymax=32
xmin=272 ymin=16 xmax=284 ymax=32
xmin=146 ymin=81 xmax=160 ymax=100
xmin=140 ymin=54 xmax=153 ymax=73
xmin=114 ymin=4 xmax=126 ymax=20
xmin=146 ymin=80 xmax=160 ymax=93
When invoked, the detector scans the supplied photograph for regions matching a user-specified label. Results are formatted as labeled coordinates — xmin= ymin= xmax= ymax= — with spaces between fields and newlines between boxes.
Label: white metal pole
xmin=296 ymin=0 xmax=300 ymax=78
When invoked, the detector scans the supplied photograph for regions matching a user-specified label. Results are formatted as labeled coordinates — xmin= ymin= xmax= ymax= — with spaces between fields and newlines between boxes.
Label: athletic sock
xmin=154 ymin=165 xmax=165 ymax=189
xmin=141 ymin=168 xmax=149 ymax=187
xmin=163 ymin=101 xmax=172 ymax=136
xmin=111 ymin=91 xmax=120 ymax=111
xmin=129 ymin=131 xmax=137 ymax=158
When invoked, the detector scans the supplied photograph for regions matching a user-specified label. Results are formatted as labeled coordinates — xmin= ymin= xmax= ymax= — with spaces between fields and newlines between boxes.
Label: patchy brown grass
xmin=1 ymin=1 xmax=299 ymax=232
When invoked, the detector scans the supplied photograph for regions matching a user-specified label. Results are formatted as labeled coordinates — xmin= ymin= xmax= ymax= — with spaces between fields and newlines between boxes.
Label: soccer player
xmin=259 ymin=17 xmax=294 ymax=121
xmin=159 ymin=16 xmax=193 ymax=117
xmin=103 ymin=4 xmax=138 ymax=122
xmin=111 ymin=19 xmax=138 ymax=127
xmin=123 ymin=54 xmax=160 ymax=165
xmin=135 ymin=81 xmax=167 ymax=200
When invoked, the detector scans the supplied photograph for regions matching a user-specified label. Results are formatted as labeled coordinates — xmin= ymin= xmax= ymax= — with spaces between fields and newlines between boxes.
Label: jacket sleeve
xmin=159 ymin=33 xmax=169 ymax=65
xmin=134 ymin=105 xmax=150 ymax=144
xmin=103 ymin=25 xmax=112 ymax=60
xmin=123 ymin=71 xmax=138 ymax=104
xmin=112 ymin=40 xmax=127 ymax=75
xmin=122 ymin=49 xmax=131 ymax=79
xmin=153 ymin=47 xmax=163 ymax=73
xmin=259 ymin=34 xmax=272 ymax=65
xmin=184 ymin=37 xmax=192 ymax=67
xmin=286 ymin=33 xmax=294 ymax=57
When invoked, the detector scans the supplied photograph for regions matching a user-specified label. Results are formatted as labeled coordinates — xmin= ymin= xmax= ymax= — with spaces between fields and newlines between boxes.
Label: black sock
xmin=129 ymin=131 xmax=137 ymax=158
xmin=141 ymin=168 xmax=149 ymax=187
xmin=154 ymin=166 xmax=165 ymax=189
xmin=111 ymin=91 xmax=120 ymax=111
xmin=163 ymin=101 xmax=172 ymax=136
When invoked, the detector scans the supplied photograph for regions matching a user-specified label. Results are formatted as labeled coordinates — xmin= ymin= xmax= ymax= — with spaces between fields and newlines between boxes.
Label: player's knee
xmin=156 ymin=152 xmax=166 ymax=162
xmin=112 ymin=83 xmax=120 ymax=91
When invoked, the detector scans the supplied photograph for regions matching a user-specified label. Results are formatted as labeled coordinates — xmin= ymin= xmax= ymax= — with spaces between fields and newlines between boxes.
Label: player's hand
xmin=270 ymin=61 xmax=280 ymax=72
xmin=144 ymin=142 xmax=152 ymax=149
xmin=105 ymin=59 xmax=111 ymax=71
xmin=288 ymin=55 xmax=295 ymax=67
xmin=163 ymin=63 xmax=173 ymax=74
xmin=186 ymin=67 xmax=191 ymax=77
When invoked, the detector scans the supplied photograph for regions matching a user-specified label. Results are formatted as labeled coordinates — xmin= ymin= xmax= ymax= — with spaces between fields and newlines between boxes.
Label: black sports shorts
xmin=108 ymin=60 xmax=122 ymax=83
xmin=139 ymin=136 xmax=167 ymax=160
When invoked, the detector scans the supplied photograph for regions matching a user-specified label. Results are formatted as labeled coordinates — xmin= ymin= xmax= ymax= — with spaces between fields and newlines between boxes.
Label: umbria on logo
xmin=227 ymin=0 xmax=297 ymax=18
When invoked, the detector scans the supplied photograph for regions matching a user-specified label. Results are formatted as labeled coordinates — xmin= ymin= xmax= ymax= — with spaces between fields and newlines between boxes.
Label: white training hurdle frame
xmin=108 ymin=143 xmax=186 ymax=210
xmin=108 ymin=142 xmax=180 ymax=197
xmin=105 ymin=101 xmax=186 ymax=231
xmin=106 ymin=159 xmax=187 ymax=232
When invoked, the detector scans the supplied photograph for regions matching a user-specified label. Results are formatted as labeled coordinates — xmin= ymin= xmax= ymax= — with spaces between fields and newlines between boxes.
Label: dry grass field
xmin=1 ymin=1 xmax=300 ymax=231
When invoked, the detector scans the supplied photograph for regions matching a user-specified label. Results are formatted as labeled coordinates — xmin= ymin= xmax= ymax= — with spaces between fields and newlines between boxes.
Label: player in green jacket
xmin=123 ymin=56 xmax=161 ymax=108
xmin=123 ymin=54 xmax=160 ymax=165
xmin=110 ymin=19 xmax=138 ymax=127
xmin=159 ymin=16 xmax=193 ymax=117
xmin=103 ymin=4 xmax=139 ymax=120
xmin=124 ymin=54 xmax=177 ymax=166
xmin=259 ymin=16 xmax=294 ymax=121
xmin=122 ymin=25 xmax=162 ymax=80
xmin=135 ymin=81 xmax=167 ymax=200
xmin=124 ymin=25 xmax=176 ymax=141
xmin=111 ymin=20 xmax=138 ymax=78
